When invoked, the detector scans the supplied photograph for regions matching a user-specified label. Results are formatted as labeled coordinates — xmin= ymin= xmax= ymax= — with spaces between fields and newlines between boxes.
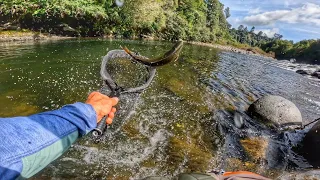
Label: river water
xmin=0 ymin=40 xmax=319 ymax=179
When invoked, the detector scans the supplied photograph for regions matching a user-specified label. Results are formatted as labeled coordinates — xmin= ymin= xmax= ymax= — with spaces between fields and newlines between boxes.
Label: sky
xmin=219 ymin=0 xmax=320 ymax=42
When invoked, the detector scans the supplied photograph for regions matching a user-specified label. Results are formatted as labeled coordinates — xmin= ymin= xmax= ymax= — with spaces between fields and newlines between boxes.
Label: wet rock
xmin=279 ymin=170 xmax=320 ymax=180
xmin=301 ymin=120 xmax=320 ymax=168
xmin=234 ymin=111 xmax=244 ymax=129
xmin=240 ymin=137 xmax=268 ymax=161
xmin=296 ymin=69 xmax=312 ymax=75
xmin=290 ymin=58 xmax=296 ymax=63
xmin=311 ymin=72 xmax=320 ymax=78
xmin=248 ymin=95 xmax=302 ymax=128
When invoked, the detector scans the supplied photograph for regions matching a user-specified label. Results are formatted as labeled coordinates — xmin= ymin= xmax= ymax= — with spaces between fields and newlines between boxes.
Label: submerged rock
xmin=248 ymin=95 xmax=302 ymax=129
xmin=279 ymin=170 xmax=320 ymax=180
xmin=301 ymin=120 xmax=320 ymax=168
xmin=240 ymin=137 xmax=268 ymax=161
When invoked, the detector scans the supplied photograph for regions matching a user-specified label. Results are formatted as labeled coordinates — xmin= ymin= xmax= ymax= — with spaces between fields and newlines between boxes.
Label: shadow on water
xmin=0 ymin=40 xmax=320 ymax=179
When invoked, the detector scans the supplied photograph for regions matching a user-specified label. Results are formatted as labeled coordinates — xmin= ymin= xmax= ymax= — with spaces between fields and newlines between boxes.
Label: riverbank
xmin=188 ymin=41 xmax=275 ymax=59
xmin=0 ymin=30 xmax=274 ymax=59
xmin=0 ymin=30 xmax=74 ymax=42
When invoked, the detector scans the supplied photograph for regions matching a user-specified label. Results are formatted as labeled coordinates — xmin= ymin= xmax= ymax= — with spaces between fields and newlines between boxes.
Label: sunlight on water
xmin=0 ymin=40 xmax=319 ymax=179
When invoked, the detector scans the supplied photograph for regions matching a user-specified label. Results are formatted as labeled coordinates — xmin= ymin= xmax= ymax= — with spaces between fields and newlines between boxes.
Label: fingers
xmin=108 ymin=112 xmax=115 ymax=119
xmin=106 ymin=117 xmax=113 ymax=125
xmin=106 ymin=107 xmax=116 ymax=124
xmin=110 ymin=97 xmax=119 ymax=106
xmin=86 ymin=91 xmax=119 ymax=124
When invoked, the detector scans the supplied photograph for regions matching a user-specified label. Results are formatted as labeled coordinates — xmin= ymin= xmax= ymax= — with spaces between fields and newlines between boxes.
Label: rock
xmin=3 ymin=22 xmax=20 ymax=31
xmin=311 ymin=72 xmax=320 ymax=79
xmin=280 ymin=170 xmax=320 ymax=179
xmin=140 ymin=34 xmax=154 ymax=40
xmin=290 ymin=58 xmax=296 ymax=63
xmin=301 ymin=120 xmax=320 ymax=168
xmin=240 ymin=137 xmax=268 ymax=161
xmin=296 ymin=69 xmax=312 ymax=75
xmin=234 ymin=111 xmax=244 ymax=129
xmin=248 ymin=95 xmax=302 ymax=128
xmin=56 ymin=23 xmax=77 ymax=36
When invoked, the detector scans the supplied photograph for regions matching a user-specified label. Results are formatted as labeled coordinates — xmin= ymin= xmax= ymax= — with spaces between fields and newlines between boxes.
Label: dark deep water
xmin=0 ymin=39 xmax=319 ymax=179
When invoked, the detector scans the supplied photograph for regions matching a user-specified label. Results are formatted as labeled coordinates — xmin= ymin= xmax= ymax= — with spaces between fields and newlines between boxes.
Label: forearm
xmin=0 ymin=102 xmax=96 ymax=179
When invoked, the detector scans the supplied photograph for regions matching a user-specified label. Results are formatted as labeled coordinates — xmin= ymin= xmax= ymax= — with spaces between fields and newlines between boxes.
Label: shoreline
xmin=0 ymin=31 xmax=274 ymax=59
xmin=0 ymin=31 xmax=74 ymax=42
xmin=187 ymin=41 xmax=275 ymax=59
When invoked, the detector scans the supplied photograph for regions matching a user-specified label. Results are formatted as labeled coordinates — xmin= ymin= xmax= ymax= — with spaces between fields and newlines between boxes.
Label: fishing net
xmin=94 ymin=50 xmax=157 ymax=141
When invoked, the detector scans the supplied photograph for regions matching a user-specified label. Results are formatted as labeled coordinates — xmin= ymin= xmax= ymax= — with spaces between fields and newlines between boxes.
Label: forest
xmin=230 ymin=25 xmax=320 ymax=64
xmin=0 ymin=0 xmax=319 ymax=64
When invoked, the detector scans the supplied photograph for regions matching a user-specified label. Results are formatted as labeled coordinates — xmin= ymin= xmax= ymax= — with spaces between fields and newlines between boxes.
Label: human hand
xmin=85 ymin=92 xmax=119 ymax=124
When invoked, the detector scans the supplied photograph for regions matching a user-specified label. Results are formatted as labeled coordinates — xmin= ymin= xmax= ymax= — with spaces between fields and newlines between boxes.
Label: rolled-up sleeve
xmin=0 ymin=102 xmax=97 ymax=179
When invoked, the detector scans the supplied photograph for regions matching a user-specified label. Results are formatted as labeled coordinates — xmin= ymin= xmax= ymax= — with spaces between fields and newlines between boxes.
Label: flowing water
xmin=0 ymin=39 xmax=319 ymax=179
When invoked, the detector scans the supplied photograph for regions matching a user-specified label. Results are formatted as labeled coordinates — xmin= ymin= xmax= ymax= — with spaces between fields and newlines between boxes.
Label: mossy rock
xmin=240 ymin=137 xmax=268 ymax=162
xmin=141 ymin=158 xmax=157 ymax=168
xmin=166 ymin=136 xmax=213 ymax=173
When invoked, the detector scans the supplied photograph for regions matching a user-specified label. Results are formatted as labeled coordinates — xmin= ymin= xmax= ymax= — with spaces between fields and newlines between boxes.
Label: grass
xmin=0 ymin=30 xmax=34 ymax=37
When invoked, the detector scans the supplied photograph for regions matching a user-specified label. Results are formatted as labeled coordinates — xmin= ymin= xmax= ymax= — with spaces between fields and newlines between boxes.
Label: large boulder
xmin=248 ymin=95 xmax=302 ymax=128
xmin=301 ymin=120 xmax=320 ymax=168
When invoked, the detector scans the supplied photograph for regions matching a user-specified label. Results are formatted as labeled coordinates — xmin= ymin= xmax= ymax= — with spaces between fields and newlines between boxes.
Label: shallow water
xmin=0 ymin=39 xmax=319 ymax=179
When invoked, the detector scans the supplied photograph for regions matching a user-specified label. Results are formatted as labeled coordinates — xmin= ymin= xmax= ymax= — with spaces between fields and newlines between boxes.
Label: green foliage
xmin=0 ymin=0 xmax=108 ymax=35
xmin=260 ymin=39 xmax=320 ymax=64
xmin=230 ymin=24 xmax=320 ymax=64
xmin=0 ymin=0 xmax=229 ymax=41
xmin=2 ymin=0 xmax=317 ymax=63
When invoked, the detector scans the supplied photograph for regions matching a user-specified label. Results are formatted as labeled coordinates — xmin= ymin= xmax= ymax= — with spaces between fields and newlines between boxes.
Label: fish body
xmin=123 ymin=41 xmax=183 ymax=67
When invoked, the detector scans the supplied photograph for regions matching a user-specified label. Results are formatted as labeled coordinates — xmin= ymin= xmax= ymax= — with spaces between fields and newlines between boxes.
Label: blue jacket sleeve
xmin=0 ymin=102 xmax=97 ymax=179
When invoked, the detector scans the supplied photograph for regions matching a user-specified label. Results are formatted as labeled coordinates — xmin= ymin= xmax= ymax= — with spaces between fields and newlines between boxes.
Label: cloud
xmin=248 ymin=8 xmax=261 ymax=15
xmin=293 ymin=28 xmax=320 ymax=35
xmin=256 ymin=28 xmax=280 ymax=38
xmin=242 ymin=3 xmax=320 ymax=26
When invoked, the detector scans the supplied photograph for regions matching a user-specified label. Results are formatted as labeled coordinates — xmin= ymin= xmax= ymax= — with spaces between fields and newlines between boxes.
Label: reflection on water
xmin=0 ymin=40 xmax=320 ymax=179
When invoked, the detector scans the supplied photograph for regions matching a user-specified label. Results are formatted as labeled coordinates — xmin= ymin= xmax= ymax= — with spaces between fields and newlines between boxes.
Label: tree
xmin=224 ymin=7 xmax=230 ymax=19
xmin=273 ymin=33 xmax=283 ymax=40
xmin=250 ymin=26 xmax=255 ymax=33
xmin=257 ymin=31 xmax=263 ymax=36
xmin=243 ymin=27 xmax=248 ymax=33
xmin=238 ymin=25 xmax=244 ymax=31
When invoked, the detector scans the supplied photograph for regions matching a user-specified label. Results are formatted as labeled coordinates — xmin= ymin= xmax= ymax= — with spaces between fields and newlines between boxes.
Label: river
xmin=0 ymin=39 xmax=319 ymax=179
